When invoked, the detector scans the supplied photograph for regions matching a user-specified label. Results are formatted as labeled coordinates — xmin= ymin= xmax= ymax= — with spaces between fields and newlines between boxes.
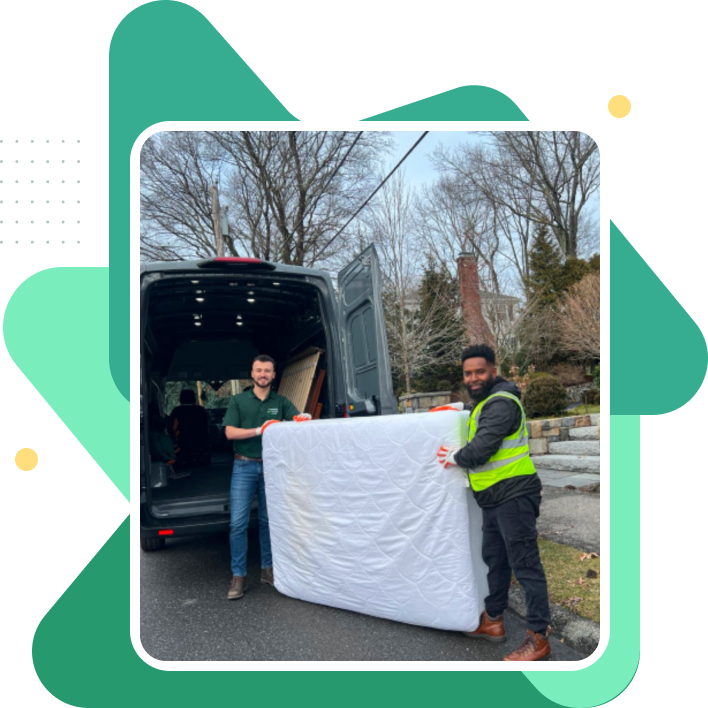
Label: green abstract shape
xmin=109 ymin=1 xmax=297 ymax=401
xmin=364 ymin=86 xmax=527 ymax=121
xmin=31 ymin=418 xmax=635 ymax=707
xmin=525 ymin=415 xmax=639 ymax=705
xmin=25 ymin=0 xmax=659 ymax=702
xmin=610 ymin=222 xmax=707 ymax=413
xmin=34 ymin=518 xmax=560 ymax=706
xmin=3 ymin=268 xmax=129 ymax=500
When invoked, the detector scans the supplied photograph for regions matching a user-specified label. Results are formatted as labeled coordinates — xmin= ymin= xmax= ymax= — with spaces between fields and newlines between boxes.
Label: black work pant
xmin=481 ymin=492 xmax=551 ymax=633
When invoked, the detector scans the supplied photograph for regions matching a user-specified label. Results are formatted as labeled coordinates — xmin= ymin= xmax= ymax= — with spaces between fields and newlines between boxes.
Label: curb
xmin=507 ymin=585 xmax=600 ymax=656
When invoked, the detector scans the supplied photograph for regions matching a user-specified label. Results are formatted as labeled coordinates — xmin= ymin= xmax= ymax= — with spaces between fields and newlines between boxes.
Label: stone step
xmin=548 ymin=440 xmax=600 ymax=456
xmin=535 ymin=468 xmax=601 ymax=489
xmin=531 ymin=454 xmax=600 ymax=473
xmin=569 ymin=426 xmax=599 ymax=441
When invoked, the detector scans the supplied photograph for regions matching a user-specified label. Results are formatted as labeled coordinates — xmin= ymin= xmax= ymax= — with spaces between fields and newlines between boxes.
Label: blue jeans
xmin=229 ymin=459 xmax=272 ymax=576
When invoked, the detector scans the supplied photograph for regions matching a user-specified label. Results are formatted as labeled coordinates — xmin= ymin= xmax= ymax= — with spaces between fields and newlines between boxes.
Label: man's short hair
xmin=180 ymin=389 xmax=196 ymax=405
xmin=461 ymin=344 xmax=496 ymax=366
xmin=253 ymin=354 xmax=276 ymax=370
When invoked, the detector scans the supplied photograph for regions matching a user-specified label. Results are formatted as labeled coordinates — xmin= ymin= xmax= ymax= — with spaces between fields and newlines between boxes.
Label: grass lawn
xmin=513 ymin=538 xmax=600 ymax=623
xmin=566 ymin=404 xmax=600 ymax=415
xmin=529 ymin=404 xmax=600 ymax=421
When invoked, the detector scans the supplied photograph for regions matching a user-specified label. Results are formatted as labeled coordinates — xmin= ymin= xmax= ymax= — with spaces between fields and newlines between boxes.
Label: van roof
xmin=141 ymin=257 xmax=330 ymax=280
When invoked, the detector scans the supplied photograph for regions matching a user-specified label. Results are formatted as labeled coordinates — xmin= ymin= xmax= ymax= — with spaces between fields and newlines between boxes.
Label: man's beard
xmin=254 ymin=378 xmax=272 ymax=390
xmin=467 ymin=377 xmax=495 ymax=403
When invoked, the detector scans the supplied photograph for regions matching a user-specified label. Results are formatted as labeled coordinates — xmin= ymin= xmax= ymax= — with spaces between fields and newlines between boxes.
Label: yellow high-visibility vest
xmin=466 ymin=392 xmax=536 ymax=492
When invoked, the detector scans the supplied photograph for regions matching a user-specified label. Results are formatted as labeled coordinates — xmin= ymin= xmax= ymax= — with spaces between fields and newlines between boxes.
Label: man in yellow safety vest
xmin=434 ymin=344 xmax=552 ymax=661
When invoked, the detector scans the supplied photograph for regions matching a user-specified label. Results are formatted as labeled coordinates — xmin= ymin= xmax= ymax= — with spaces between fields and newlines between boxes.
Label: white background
xmin=1 ymin=0 xmax=706 ymax=705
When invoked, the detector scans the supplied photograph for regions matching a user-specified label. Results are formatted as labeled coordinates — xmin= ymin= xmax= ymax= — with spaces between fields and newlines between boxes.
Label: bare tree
xmin=140 ymin=131 xmax=392 ymax=266
xmin=433 ymin=132 xmax=600 ymax=262
xmin=384 ymin=284 xmax=467 ymax=394
xmin=414 ymin=173 xmax=526 ymax=358
xmin=368 ymin=172 xmax=465 ymax=393
xmin=415 ymin=176 xmax=505 ymax=290
xmin=367 ymin=172 xmax=416 ymax=392
xmin=140 ymin=132 xmax=225 ymax=260
xmin=557 ymin=272 xmax=601 ymax=360
xmin=208 ymin=131 xmax=392 ymax=266
xmin=480 ymin=292 xmax=525 ymax=366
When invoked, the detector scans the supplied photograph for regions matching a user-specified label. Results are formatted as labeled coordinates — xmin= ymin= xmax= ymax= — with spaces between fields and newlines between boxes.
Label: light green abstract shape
xmin=3 ymin=268 xmax=129 ymax=500
xmin=29 ymin=417 xmax=635 ymax=708
xmin=525 ymin=415 xmax=639 ymax=705
xmin=24 ymin=0 xmax=706 ymax=703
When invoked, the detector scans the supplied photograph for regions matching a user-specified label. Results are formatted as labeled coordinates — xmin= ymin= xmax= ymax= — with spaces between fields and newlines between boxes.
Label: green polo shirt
xmin=222 ymin=388 xmax=300 ymax=459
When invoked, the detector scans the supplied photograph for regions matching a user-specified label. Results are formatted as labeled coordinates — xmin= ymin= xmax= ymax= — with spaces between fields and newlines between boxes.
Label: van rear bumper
xmin=140 ymin=505 xmax=229 ymax=538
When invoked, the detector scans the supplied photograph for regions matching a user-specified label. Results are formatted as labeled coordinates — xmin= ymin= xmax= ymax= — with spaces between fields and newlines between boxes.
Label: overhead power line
xmin=310 ymin=131 xmax=429 ymax=263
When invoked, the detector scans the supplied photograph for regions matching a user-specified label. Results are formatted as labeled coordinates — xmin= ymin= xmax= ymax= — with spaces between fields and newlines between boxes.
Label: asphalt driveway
xmin=140 ymin=530 xmax=586 ymax=662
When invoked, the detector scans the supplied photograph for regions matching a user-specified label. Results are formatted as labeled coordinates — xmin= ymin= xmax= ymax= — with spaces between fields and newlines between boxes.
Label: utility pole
xmin=211 ymin=183 xmax=224 ymax=257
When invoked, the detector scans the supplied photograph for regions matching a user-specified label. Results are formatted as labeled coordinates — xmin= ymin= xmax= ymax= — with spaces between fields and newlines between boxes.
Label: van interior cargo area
xmin=143 ymin=272 xmax=330 ymax=520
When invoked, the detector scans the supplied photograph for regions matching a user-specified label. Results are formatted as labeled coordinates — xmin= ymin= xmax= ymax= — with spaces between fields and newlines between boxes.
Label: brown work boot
xmin=462 ymin=611 xmax=506 ymax=643
xmin=260 ymin=567 xmax=274 ymax=586
xmin=503 ymin=627 xmax=552 ymax=661
xmin=227 ymin=575 xmax=247 ymax=600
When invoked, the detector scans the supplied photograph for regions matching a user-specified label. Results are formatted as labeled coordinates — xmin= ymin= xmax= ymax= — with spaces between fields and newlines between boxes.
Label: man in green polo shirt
xmin=223 ymin=354 xmax=311 ymax=600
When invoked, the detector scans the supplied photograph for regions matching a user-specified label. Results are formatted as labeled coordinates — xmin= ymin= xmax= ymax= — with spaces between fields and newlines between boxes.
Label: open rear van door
xmin=337 ymin=245 xmax=397 ymax=416
xmin=140 ymin=269 xmax=163 ymax=495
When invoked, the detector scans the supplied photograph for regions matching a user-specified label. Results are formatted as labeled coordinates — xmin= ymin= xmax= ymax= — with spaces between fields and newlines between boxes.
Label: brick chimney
xmin=457 ymin=252 xmax=494 ymax=346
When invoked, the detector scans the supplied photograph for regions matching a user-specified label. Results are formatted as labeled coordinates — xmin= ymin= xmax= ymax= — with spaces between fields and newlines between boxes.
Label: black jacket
xmin=454 ymin=377 xmax=541 ymax=508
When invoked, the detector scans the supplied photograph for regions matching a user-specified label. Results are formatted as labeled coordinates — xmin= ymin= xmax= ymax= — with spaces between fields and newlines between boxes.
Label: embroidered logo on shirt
xmin=267 ymin=407 xmax=279 ymax=416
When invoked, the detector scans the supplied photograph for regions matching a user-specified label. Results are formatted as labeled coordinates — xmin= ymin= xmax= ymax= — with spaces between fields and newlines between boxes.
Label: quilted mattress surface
xmin=262 ymin=411 xmax=488 ymax=631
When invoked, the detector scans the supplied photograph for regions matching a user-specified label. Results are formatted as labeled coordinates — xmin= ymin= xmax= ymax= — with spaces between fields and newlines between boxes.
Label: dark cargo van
xmin=140 ymin=245 xmax=396 ymax=550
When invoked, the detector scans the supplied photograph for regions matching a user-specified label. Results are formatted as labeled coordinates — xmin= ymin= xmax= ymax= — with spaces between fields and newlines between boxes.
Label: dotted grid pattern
xmin=263 ymin=411 xmax=486 ymax=631
xmin=0 ymin=138 xmax=81 ymax=246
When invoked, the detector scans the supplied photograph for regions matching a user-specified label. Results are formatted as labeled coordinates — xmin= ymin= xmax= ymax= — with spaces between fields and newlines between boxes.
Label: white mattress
xmin=262 ymin=411 xmax=488 ymax=632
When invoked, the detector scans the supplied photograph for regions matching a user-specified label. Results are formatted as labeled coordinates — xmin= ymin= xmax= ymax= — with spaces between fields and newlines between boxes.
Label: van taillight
xmin=158 ymin=530 xmax=174 ymax=536
xmin=196 ymin=257 xmax=276 ymax=270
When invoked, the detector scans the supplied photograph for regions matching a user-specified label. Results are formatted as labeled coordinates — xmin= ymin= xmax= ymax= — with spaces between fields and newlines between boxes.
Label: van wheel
xmin=140 ymin=537 xmax=166 ymax=552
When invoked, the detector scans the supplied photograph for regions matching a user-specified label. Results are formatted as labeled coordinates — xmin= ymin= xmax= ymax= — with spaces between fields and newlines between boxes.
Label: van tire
xmin=141 ymin=537 xmax=166 ymax=552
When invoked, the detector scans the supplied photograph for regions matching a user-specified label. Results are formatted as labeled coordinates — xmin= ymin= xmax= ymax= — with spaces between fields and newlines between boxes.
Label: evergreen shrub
xmin=523 ymin=374 xmax=568 ymax=419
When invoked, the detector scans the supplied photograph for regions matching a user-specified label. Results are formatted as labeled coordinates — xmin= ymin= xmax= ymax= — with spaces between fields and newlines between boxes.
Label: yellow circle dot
xmin=15 ymin=448 xmax=38 ymax=471
xmin=608 ymin=95 xmax=631 ymax=118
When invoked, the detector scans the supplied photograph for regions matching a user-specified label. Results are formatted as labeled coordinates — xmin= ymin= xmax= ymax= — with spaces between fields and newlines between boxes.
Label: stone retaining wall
xmin=564 ymin=383 xmax=593 ymax=403
xmin=399 ymin=391 xmax=451 ymax=413
xmin=528 ymin=413 xmax=599 ymax=455
xmin=396 ymin=394 xmax=601 ymax=457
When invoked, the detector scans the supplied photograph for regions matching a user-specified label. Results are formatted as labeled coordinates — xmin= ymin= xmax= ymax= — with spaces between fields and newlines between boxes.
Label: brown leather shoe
xmin=227 ymin=575 xmax=247 ymax=600
xmin=503 ymin=628 xmax=552 ymax=661
xmin=462 ymin=611 xmax=506 ymax=643
xmin=260 ymin=567 xmax=274 ymax=586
